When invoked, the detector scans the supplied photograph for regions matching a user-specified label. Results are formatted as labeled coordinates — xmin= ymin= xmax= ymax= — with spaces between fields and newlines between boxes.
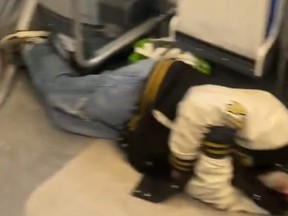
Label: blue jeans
xmin=22 ymin=42 xmax=155 ymax=139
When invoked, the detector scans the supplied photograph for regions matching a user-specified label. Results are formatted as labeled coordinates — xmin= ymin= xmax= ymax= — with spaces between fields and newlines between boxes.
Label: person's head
xmin=234 ymin=144 xmax=288 ymax=200
xmin=258 ymin=169 xmax=288 ymax=199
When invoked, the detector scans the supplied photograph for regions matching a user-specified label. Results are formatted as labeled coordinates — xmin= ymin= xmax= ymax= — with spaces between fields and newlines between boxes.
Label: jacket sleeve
xmin=168 ymin=93 xmax=248 ymax=172
xmin=168 ymin=98 xmax=209 ymax=172
xmin=187 ymin=154 xmax=268 ymax=215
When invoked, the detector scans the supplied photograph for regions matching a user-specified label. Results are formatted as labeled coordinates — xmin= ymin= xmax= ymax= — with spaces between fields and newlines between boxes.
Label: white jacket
xmin=155 ymin=85 xmax=288 ymax=214
xmin=190 ymin=154 xmax=268 ymax=214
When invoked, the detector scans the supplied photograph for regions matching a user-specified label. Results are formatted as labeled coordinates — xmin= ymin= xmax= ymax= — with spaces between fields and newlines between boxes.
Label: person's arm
xmin=169 ymin=96 xmax=268 ymax=214
xmin=169 ymin=99 xmax=208 ymax=173
xmin=188 ymin=154 xmax=268 ymax=214
xmin=168 ymin=102 xmax=236 ymax=169
xmin=187 ymin=124 xmax=268 ymax=214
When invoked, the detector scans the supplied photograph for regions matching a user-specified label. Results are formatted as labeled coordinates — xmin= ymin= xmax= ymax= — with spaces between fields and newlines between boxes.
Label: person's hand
xmin=233 ymin=160 xmax=288 ymax=215
xmin=258 ymin=171 xmax=288 ymax=195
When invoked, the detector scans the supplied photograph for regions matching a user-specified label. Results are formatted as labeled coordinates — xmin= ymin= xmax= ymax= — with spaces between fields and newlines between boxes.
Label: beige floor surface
xmin=26 ymin=140 xmax=253 ymax=216
xmin=0 ymin=73 xmax=92 ymax=216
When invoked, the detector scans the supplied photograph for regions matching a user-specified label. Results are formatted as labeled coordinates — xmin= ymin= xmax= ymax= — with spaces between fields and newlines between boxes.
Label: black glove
xmin=132 ymin=172 xmax=192 ymax=203
xmin=203 ymin=126 xmax=236 ymax=159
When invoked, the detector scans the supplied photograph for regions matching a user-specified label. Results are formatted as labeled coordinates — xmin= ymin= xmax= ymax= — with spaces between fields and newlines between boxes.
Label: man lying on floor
xmin=23 ymin=41 xmax=288 ymax=215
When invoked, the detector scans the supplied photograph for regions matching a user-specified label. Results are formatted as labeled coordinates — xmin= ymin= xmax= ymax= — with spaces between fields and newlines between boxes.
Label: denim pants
xmin=22 ymin=42 xmax=155 ymax=139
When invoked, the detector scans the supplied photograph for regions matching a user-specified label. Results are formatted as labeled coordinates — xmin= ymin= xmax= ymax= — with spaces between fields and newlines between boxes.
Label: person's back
xmin=168 ymin=85 xmax=288 ymax=215
xmin=180 ymin=85 xmax=288 ymax=150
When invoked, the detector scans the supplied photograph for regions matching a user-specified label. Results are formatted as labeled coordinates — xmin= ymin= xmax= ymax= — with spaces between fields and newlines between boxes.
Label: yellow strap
xmin=204 ymin=142 xmax=229 ymax=149
xmin=205 ymin=149 xmax=230 ymax=155
xmin=169 ymin=156 xmax=193 ymax=171
xmin=169 ymin=154 xmax=194 ymax=167
xmin=128 ymin=60 xmax=174 ymax=130
xmin=141 ymin=60 xmax=174 ymax=111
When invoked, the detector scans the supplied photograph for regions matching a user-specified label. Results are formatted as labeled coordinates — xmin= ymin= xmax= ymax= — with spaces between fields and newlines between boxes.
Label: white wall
xmin=177 ymin=0 xmax=271 ymax=59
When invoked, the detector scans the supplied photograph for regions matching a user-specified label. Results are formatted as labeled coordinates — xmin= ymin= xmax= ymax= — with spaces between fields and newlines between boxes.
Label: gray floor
xmin=0 ymin=72 xmax=92 ymax=216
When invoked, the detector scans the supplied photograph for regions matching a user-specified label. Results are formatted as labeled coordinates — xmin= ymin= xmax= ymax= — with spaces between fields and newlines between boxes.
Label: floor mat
xmin=25 ymin=140 xmax=255 ymax=216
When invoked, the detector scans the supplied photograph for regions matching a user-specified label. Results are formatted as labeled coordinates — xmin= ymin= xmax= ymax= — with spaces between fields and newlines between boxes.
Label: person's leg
xmin=22 ymin=42 xmax=156 ymax=138
xmin=22 ymin=42 xmax=79 ymax=95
